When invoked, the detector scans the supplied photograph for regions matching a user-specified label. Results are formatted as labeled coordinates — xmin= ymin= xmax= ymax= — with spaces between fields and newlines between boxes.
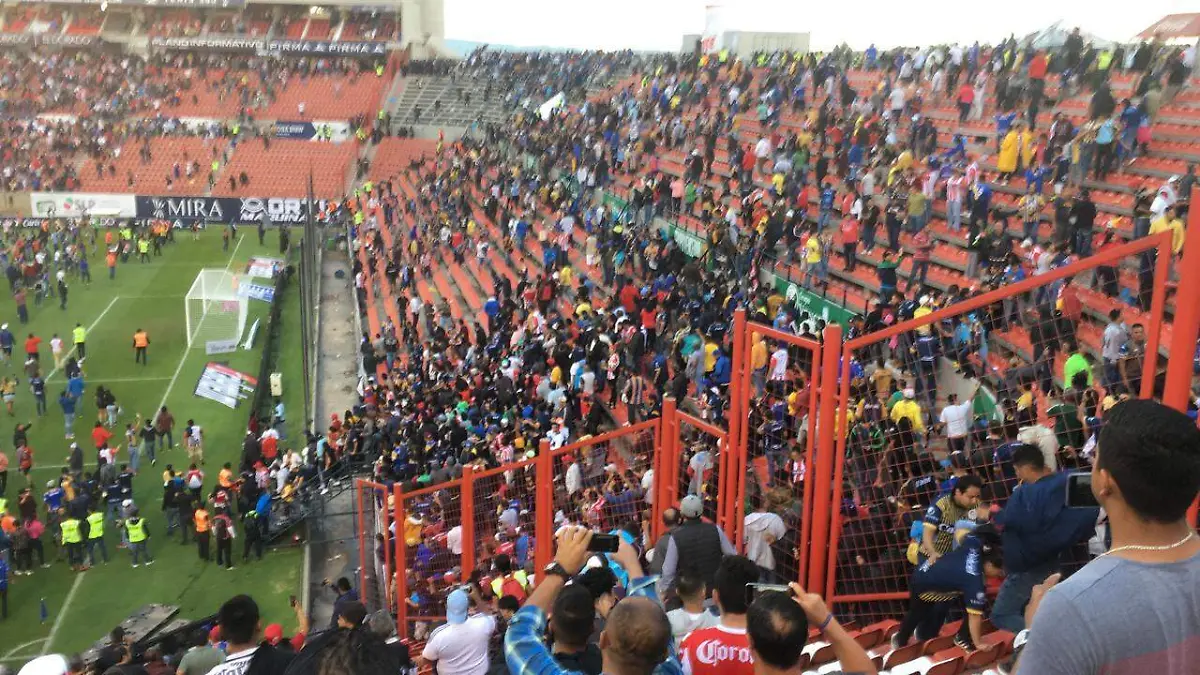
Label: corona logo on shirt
xmin=694 ymin=639 xmax=753 ymax=666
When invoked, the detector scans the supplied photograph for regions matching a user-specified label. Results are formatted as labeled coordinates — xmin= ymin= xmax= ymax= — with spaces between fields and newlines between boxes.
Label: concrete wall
xmin=726 ymin=31 xmax=810 ymax=58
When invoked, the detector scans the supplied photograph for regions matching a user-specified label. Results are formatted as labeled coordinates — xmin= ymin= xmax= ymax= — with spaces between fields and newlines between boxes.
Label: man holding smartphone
xmin=504 ymin=527 xmax=683 ymax=675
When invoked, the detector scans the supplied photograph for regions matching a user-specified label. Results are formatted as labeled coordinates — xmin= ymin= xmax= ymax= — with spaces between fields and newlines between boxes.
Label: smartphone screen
xmin=588 ymin=533 xmax=620 ymax=552
xmin=745 ymin=583 xmax=793 ymax=605
xmin=1065 ymin=471 xmax=1099 ymax=508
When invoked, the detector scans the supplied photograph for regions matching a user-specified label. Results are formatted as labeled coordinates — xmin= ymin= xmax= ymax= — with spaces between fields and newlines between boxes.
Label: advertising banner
xmin=237 ymin=281 xmax=276 ymax=303
xmin=151 ymin=36 xmax=389 ymax=56
xmin=772 ymin=276 xmax=858 ymax=328
xmin=266 ymin=40 xmax=388 ymax=56
xmin=135 ymin=195 xmax=329 ymax=225
xmin=246 ymin=257 xmax=286 ymax=278
xmin=149 ymin=36 xmax=261 ymax=52
xmin=194 ymin=362 xmax=257 ymax=409
xmin=0 ymin=33 xmax=99 ymax=47
xmin=24 ymin=0 xmax=246 ymax=7
xmin=273 ymin=120 xmax=352 ymax=142
xmin=30 ymin=193 xmax=137 ymax=218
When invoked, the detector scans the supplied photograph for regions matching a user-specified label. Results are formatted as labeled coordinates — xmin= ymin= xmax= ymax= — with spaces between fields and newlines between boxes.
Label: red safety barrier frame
xmin=734 ymin=311 xmax=824 ymax=586
xmin=822 ymin=231 xmax=1176 ymax=616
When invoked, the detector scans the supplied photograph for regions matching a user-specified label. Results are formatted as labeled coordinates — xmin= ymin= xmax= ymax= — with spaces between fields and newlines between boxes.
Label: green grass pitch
xmin=1 ymin=229 xmax=306 ymax=662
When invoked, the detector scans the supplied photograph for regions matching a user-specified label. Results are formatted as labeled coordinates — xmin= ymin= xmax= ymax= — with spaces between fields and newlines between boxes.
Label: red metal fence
xmin=822 ymin=231 xmax=1175 ymax=624
xmin=355 ymin=204 xmax=1200 ymax=640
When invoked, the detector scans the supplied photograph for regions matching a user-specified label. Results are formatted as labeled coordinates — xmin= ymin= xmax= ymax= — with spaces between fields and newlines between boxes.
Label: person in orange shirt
xmin=106 ymin=249 xmax=118 ymax=280
xmin=218 ymin=462 xmax=235 ymax=490
xmin=24 ymin=333 xmax=41 ymax=362
xmin=194 ymin=505 xmax=212 ymax=561
xmin=92 ymin=422 xmax=113 ymax=453
xmin=132 ymin=328 xmax=149 ymax=365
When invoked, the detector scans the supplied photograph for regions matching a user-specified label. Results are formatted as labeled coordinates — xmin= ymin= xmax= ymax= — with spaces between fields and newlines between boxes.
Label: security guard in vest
xmin=137 ymin=237 xmax=150 ymax=263
xmin=73 ymin=323 xmax=87 ymax=359
xmin=85 ymin=504 xmax=109 ymax=565
xmin=133 ymin=328 xmax=150 ymax=366
xmin=124 ymin=508 xmax=153 ymax=567
xmin=194 ymin=504 xmax=212 ymax=561
xmin=61 ymin=512 xmax=86 ymax=571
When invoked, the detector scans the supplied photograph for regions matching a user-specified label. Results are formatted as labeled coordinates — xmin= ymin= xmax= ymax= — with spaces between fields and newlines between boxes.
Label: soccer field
xmin=1 ymin=229 xmax=304 ymax=662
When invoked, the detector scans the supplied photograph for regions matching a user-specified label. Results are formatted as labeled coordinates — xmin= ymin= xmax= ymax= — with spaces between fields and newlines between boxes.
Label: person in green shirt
xmin=1062 ymin=341 xmax=1094 ymax=389
xmin=1047 ymin=389 xmax=1085 ymax=463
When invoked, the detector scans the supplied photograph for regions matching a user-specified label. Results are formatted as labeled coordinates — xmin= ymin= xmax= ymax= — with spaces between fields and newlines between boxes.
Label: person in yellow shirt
xmin=1149 ymin=204 xmax=1185 ymax=256
xmin=703 ymin=340 xmax=719 ymax=374
xmin=765 ymin=291 xmax=785 ymax=320
xmin=750 ymin=334 xmax=769 ymax=395
xmin=803 ymin=232 xmax=823 ymax=288
xmin=890 ymin=388 xmax=926 ymax=433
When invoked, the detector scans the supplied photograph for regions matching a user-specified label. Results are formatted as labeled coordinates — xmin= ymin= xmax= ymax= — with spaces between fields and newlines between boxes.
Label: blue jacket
xmin=995 ymin=473 xmax=1098 ymax=573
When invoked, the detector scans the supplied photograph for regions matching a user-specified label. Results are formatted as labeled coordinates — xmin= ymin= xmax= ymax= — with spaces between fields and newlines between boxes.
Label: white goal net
xmin=185 ymin=269 xmax=248 ymax=348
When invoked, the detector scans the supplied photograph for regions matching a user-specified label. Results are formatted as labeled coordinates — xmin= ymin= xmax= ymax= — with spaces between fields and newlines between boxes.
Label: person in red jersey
xmin=679 ymin=555 xmax=759 ymax=675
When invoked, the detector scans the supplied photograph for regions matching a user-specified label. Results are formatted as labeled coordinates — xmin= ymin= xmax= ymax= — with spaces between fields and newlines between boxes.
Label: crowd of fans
xmin=24 ymin=393 xmax=1194 ymax=675
xmin=0 ymin=49 xmax=387 ymax=193
xmin=328 ymin=31 xmax=1199 ymax=674
xmin=0 ymin=21 xmax=1198 ymax=675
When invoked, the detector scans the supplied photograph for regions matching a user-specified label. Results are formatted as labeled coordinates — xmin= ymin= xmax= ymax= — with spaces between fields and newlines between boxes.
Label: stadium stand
xmin=2 ymin=10 xmax=1200 ymax=672
xmin=210 ymin=138 xmax=357 ymax=199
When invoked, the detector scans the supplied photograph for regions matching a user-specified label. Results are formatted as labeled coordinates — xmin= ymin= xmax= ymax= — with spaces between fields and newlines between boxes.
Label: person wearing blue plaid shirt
xmin=504 ymin=527 xmax=683 ymax=675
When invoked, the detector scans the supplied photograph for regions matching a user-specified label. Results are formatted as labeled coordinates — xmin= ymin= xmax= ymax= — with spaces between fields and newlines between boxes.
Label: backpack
xmin=499 ymin=574 xmax=527 ymax=603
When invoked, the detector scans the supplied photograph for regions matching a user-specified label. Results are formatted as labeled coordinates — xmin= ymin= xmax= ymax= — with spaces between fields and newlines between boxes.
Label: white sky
xmin=444 ymin=0 xmax=1200 ymax=51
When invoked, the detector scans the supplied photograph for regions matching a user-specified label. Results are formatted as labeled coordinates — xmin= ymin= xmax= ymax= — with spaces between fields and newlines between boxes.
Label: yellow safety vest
xmin=62 ymin=518 xmax=82 ymax=544
xmin=354 ymin=211 xmax=364 ymax=226
xmin=73 ymin=326 xmax=86 ymax=344
xmin=126 ymin=518 xmax=148 ymax=543
xmin=87 ymin=512 xmax=104 ymax=539
xmin=138 ymin=240 xmax=150 ymax=253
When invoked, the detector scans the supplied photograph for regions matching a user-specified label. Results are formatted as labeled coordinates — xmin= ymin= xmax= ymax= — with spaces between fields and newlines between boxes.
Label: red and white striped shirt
xmin=946 ymin=176 xmax=966 ymax=203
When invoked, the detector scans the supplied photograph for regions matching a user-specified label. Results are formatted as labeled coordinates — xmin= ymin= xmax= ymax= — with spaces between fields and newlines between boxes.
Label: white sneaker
xmin=146 ymin=560 xmax=155 ymax=566
xmin=132 ymin=563 xmax=139 ymax=568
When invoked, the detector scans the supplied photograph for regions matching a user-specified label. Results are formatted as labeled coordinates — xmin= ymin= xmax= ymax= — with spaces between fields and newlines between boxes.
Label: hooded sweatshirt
xmin=743 ymin=511 xmax=787 ymax=570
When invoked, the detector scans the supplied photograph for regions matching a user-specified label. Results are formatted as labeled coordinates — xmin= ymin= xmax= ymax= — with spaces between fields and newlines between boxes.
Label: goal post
xmin=185 ymin=269 xmax=248 ymax=349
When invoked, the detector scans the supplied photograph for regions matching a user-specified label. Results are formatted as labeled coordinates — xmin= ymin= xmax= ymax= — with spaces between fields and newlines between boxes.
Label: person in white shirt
xmin=50 ymin=333 xmax=64 ymax=368
xmin=564 ymin=455 xmax=583 ymax=496
xmin=946 ymin=171 xmax=966 ymax=231
xmin=547 ymin=415 xmax=568 ymax=446
xmin=889 ymin=85 xmax=907 ymax=116
xmin=446 ymin=524 xmax=463 ymax=556
xmin=666 ymin=570 xmax=720 ymax=641
xmin=768 ymin=347 xmax=788 ymax=381
xmin=419 ymin=589 xmax=495 ymax=675
xmin=939 ymin=382 xmax=979 ymax=454
xmin=744 ymin=497 xmax=788 ymax=582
